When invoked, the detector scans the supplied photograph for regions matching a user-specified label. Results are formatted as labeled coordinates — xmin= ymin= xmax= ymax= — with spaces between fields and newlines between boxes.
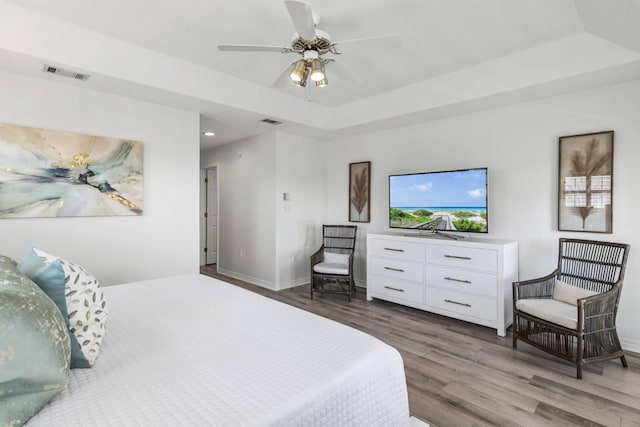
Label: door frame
xmin=200 ymin=166 xmax=218 ymax=267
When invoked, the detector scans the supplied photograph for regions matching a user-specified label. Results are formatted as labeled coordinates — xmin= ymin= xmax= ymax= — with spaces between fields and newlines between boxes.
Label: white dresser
xmin=366 ymin=233 xmax=518 ymax=337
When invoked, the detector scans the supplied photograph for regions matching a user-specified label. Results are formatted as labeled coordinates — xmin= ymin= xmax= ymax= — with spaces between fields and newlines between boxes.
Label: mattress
xmin=28 ymin=274 xmax=409 ymax=426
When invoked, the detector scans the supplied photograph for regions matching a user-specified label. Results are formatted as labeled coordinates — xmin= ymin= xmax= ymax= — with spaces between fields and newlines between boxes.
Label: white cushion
xmin=313 ymin=262 xmax=349 ymax=275
xmin=324 ymin=251 xmax=350 ymax=265
xmin=516 ymin=298 xmax=578 ymax=330
xmin=553 ymin=279 xmax=597 ymax=306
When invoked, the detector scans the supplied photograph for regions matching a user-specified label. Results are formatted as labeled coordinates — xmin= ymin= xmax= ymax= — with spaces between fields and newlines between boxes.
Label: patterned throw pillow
xmin=18 ymin=248 xmax=108 ymax=368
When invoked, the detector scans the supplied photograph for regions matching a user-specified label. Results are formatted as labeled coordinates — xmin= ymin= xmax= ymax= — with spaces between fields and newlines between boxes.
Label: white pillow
xmin=552 ymin=279 xmax=597 ymax=306
xmin=324 ymin=251 xmax=349 ymax=266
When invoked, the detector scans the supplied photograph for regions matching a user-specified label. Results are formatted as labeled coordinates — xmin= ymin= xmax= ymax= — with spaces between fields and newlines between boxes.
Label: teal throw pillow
xmin=0 ymin=254 xmax=71 ymax=426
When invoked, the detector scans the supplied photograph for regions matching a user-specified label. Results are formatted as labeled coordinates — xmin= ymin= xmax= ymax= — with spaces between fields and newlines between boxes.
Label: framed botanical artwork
xmin=558 ymin=131 xmax=613 ymax=233
xmin=349 ymin=161 xmax=370 ymax=223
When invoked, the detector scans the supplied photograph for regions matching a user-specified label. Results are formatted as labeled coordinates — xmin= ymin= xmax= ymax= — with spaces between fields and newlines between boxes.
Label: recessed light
xmin=203 ymin=131 xmax=216 ymax=137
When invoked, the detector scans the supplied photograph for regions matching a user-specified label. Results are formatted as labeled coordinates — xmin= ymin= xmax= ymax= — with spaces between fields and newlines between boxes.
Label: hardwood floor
xmin=200 ymin=266 xmax=640 ymax=427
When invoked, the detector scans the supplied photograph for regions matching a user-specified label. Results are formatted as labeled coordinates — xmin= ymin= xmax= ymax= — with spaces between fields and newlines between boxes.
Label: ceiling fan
xmin=218 ymin=0 xmax=401 ymax=90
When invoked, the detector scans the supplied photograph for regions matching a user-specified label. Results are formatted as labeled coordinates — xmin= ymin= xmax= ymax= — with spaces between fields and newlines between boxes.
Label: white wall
xmin=201 ymin=131 xmax=326 ymax=290
xmin=324 ymin=79 xmax=640 ymax=350
xmin=201 ymin=132 xmax=277 ymax=287
xmin=275 ymin=133 xmax=326 ymax=289
xmin=0 ymin=70 xmax=200 ymax=285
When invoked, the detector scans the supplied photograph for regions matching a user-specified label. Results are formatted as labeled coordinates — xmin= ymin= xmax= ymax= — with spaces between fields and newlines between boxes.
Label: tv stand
xmin=433 ymin=230 xmax=461 ymax=240
xmin=366 ymin=233 xmax=518 ymax=337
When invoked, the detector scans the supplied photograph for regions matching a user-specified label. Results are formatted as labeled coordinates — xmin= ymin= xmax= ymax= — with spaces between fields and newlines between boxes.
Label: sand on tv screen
xmin=389 ymin=168 xmax=488 ymax=233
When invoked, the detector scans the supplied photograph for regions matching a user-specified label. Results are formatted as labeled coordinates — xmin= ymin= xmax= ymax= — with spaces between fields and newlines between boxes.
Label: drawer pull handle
xmin=444 ymin=254 xmax=472 ymax=260
xmin=444 ymin=299 xmax=471 ymax=308
xmin=384 ymin=286 xmax=405 ymax=293
xmin=384 ymin=247 xmax=405 ymax=252
xmin=444 ymin=276 xmax=471 ymax=284
xmin=384 ymin=266 xmax=405 ymax=272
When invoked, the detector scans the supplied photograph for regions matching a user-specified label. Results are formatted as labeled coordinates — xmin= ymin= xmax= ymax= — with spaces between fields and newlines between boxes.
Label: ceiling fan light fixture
xmin=310 ymin=59 xmax=325 ymax=82
xmin=289 ymin=60 xmax=307 ymax=82
xmin=293 ymin=66 xmax=309 ymax=87
xmin=315 ymin=76 xmax=328 ymax=87
xmin=218 ymin=1 xmax=402 ymax=97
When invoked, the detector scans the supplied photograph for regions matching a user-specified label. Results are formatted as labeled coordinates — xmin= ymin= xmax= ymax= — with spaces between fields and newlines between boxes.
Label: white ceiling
xmin=0 ymin=0 xmax=639 ymax=149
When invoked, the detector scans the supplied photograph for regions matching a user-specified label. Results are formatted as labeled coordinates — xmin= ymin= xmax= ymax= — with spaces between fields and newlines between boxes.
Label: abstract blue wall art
xmin=0 ymin=124 xmax=143 ymax=218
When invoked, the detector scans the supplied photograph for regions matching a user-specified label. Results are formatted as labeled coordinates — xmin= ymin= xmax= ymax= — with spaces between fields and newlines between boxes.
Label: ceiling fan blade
xmin=218 ymin=44 xmax=290 ymax=53
xmin=334 ymin=35 xmax=402 ymax=51
xmin=285 ymin=0 xmax=316 ymax=41
xmin=271 ymin=63 xmax=295 ymax=88
xmin=327 ymin=61 xmax=364 ymax=85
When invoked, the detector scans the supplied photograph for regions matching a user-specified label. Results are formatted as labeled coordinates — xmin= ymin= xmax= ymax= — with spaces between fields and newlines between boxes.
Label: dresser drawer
xmin=369 ymin=258 xmax=424 ymax=283
xmin=368 ymin=275 xmax=424 ymax=305
xmin=368 ymin=238 xmax=425 ymax=262
xmin=426 ymin=265 xmax=497 ymax=298
xmin=426 ymin=244 xmax=497 ymax=273
xmin=426 ymin=287 xmax=497 ymax=322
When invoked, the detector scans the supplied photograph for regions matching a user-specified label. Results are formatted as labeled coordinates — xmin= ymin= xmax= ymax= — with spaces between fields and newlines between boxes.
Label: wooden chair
xmin=513 ymin=238 xmax=630 ymax=378
xmin=310 ymin=225 xmax=357 ymax=302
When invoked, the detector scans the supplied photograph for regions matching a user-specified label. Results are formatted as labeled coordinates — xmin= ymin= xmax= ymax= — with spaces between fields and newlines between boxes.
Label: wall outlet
xmin=239 ymin=250 xmax=244 ymax=259
xmin=292 ymin=255 xmax=297 ymax=262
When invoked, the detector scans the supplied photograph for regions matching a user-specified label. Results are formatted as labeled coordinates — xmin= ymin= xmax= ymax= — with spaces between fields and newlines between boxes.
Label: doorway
xmin=203 ymin=167 xmax=217 ymax=265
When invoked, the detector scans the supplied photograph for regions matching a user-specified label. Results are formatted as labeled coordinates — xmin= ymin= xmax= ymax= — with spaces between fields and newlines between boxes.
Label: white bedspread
xmin=28 ymin=274 xmax=409 ymax=426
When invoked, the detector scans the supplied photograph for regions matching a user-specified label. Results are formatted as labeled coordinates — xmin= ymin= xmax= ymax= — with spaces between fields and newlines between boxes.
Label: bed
xmin=26 ymin=274 xmax=410 ymax=426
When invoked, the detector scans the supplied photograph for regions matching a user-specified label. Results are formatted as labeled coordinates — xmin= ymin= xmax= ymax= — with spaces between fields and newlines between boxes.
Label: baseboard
xmin=410 ymin=416 xmax=429 ymax=426
xmin=277 ymin=277 xmax=308 ymax=291
xmin=277 ymin=278 xmax=367 ymax=291
xmin=212 ymin=270 xmax=364 ymax=294
xmin=621 ymin=337 xmax=640 ymax=354
xmin=216 ymin=268 xmax=277 ymax=291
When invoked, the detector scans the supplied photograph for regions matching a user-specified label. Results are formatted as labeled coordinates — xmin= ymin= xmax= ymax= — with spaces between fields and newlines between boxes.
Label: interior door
xmin=206 ymin=168 xmax=217 ymax=265
xmin=199 ymin=169 xmax=206 ymax=266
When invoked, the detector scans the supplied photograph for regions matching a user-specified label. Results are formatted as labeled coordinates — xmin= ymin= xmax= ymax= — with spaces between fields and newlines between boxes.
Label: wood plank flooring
xmin=200 ymin=266 xmax=640 ymax=427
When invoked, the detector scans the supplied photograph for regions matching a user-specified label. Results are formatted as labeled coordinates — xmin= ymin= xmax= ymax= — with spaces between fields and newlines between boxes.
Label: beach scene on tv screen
xmin=389 ymin=169 xmax=487 ymax=232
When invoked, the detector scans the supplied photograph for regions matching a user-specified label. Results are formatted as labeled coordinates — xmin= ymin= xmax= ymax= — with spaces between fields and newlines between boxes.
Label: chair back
xmin=322 ymin=225 xmax=357 ymax=255
xmin=557 ymin=238 xmax=630 ymax=293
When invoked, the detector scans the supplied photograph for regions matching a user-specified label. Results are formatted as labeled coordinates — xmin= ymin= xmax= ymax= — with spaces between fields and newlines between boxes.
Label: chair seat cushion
xmin=516 ymin=298 xmax=578 ymax=330
xmin=313 ymin=262 xmax=349 ymax=275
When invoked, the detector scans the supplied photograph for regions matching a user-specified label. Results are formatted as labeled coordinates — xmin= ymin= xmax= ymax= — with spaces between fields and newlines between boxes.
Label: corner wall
xmin=0 ymin=71 xmax=200 ymax=285
xmin=201 ymin=132 xmax=277 ymax=287
xmin=275 ymin=133 xmax=326 ymax=289
xmin=324 ymin=79 xmax=640 ymax=350
xmin=201 ymin=131 xmax=326 ymax=290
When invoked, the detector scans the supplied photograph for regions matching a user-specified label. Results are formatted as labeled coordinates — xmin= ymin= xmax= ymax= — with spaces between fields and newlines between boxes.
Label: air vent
xmin=42 ymin=64 xmax=91 ymax=81
xmin=261 ymin=118 xmax=283 ymax=125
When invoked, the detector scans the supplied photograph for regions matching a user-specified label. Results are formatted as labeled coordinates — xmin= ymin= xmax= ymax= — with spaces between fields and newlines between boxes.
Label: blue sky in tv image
xmin=389 ymin=168 xmax=487 ymax=209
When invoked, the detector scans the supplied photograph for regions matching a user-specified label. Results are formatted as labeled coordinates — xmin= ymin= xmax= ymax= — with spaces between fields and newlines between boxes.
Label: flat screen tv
xmin=389 ymin=167 xmax=488 ymax=234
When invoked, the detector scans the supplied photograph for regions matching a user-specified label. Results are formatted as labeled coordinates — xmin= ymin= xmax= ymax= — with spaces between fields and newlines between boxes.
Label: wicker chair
xmin=310 ymin=225 xmax=357 ymax=302
xmin=513 ymin=238 xmax=630 ymax=379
